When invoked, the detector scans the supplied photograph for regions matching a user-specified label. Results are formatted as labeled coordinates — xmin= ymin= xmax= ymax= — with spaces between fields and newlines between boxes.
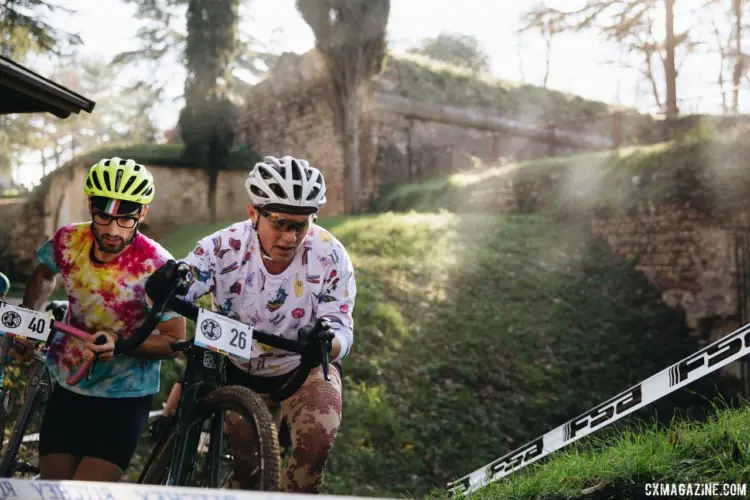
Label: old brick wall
xmin=590 ymin=205 xmax=736 ymax=327
xmin=591 ymin=204 xmax=746 ymax=378
xmin=232 ymin=49 xmax=613 ymax=214
xmin=235 ymin=52 xmax=346 ymax=217
xmin=370 ymin=110 xmax=583 ymax=187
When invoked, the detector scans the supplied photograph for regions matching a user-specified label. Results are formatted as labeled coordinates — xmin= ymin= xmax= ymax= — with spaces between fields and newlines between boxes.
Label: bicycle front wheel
xmin=138 ymin=385 xmax=280 ymax=491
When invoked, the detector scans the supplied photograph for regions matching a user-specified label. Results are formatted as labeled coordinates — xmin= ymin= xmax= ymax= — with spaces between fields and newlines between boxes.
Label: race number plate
xmin=194 ymin=308 xmax=254 ymax=360
xmin=0 ymin=301 xmax=52 ymax=342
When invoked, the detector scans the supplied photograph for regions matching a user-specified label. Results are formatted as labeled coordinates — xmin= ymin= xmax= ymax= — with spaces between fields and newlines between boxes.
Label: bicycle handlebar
xmin=20 ymin=276 xmax=189 ymax=387
xmin=50 ymin=321 xmax=107 ymax=385
xmin=162 ymin=295 xmax=331 ymax=402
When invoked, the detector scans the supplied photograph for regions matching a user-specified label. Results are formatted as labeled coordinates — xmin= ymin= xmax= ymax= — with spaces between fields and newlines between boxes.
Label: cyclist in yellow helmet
xmin=21 ymin=157 xmax=186 ymax=482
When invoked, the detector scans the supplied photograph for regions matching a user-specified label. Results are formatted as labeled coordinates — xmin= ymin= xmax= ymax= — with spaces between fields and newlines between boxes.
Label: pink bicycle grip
xmin=67 ymin=359 xmax=93 ymax=385
xmin=51 ymin=321 xmax=101 ymax=386
xmin=52 ymin=321 xmax=93 ymax=343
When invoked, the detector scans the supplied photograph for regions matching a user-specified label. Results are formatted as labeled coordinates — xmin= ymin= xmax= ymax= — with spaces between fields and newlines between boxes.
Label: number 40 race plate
xmin=194 ymin=308 xmax=254 ymax=360
xmin=0 ymin=301 xmax=52 ymax=342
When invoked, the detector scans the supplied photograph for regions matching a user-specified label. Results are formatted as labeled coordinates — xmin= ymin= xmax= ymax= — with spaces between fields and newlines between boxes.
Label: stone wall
xmin=370 ymin=95 xmax=596 ymax=187
xmin=438 ymin=165 xmax=748 ymax=379
xmin=234 ymin=50 xmax=614 ymax=214
xmin=6 ymin=163 xmax=249 ymax=281
xmin=590 ymin=205 xmax=736 ymax=328
xmin=235 ymin=52 xmax=347 ymax=217
xmin=591 ymin=204 xmax=746 ymax=379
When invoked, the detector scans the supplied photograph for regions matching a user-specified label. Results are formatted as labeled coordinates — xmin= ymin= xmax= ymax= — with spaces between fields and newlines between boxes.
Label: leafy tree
xmin=178 ymin=0 xmax=240 ymax=222
xmin=521 ymin=0 xmax=682 ymax=118
xmin=408 ymin=32 xmax=490 ymax=73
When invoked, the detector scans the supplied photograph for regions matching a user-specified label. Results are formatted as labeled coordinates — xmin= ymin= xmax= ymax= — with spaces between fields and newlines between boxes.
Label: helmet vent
xmin=114 ymin=169 xmax=124 ymax=191
xmin=91 ymin=172 xmax=103 ymax=191
xmin=270 ymin=184 xmax=287 ymax=199
xmin=122 ymin=176 xmax=136 ymax=194
xmin=131 ymin=179 xmax=148 ymax=196
xmin=291 ymin=162 xmax=302 ymax=181
xmin=250 ymin=186 xmax=269 ymax=199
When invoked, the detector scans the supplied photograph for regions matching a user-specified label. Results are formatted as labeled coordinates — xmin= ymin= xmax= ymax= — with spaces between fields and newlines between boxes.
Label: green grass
xmin=141 ymin=212 xmax=742 ymax=497
xmin=427 ymin=402 xmax=750 ymax=499
xmin=156 ymin=219 xmax=239 ymax=259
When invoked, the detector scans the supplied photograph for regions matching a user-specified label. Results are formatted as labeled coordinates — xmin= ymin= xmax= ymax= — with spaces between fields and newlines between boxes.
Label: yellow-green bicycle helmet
xmin=84 ymin=157 xmax=155 ymax=205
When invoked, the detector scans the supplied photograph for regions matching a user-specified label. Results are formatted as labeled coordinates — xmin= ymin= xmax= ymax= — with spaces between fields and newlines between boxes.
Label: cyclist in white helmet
xmin=147 ymin=155 xmax=356 ymax=493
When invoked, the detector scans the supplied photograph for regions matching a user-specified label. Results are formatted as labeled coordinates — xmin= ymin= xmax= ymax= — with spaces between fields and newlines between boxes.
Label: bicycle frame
xmin=0 ymin=350 xmax=51 ymax=477
xmin=170 ymin=344 xmax=226 ymax=486
xmin=138 ymin=290 xmax=334 ymax=488
xmin=142 ymin=342 xmax=226 ymax=486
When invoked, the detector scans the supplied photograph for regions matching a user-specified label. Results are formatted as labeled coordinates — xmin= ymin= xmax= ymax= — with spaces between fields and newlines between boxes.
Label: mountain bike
xmin=136 ymin=267 xmax=335 ymax=491
xmin=0 ymin=270 xmax=189 ymax=478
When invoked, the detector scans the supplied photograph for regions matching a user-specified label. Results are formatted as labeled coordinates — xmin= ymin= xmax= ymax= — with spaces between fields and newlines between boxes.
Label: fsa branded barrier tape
xmin=0 ymin=478 xmax=397 ymax=499
xmin=447 ymin=321 xmax=750 ymax=496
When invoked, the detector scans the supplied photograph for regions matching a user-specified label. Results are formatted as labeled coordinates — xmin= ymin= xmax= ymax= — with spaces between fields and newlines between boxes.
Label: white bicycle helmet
xmin=245 ymin=155 xmax=327 ymax=214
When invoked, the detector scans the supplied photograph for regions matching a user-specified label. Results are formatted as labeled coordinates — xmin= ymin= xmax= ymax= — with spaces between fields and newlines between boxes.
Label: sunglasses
xmin=258 ymin=208 xmax=311 ymax=233
xmin=92 ymin=210 xmax=140 ymax=229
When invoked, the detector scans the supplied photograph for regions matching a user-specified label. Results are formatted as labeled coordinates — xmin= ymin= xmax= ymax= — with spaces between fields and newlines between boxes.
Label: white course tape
xmin=447 ymin=321 xmax=750 ymax=496
xmin=0 ymin=478 xmax=396 ymax=499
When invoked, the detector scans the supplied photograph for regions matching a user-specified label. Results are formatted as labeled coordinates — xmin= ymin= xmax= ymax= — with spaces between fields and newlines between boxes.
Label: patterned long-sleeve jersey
xmin=179 ymin=220 xmax=356 ymax=377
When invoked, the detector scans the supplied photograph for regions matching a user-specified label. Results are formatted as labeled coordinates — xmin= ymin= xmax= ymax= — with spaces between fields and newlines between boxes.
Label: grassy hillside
xmin=439 ymin=403 xmax=750 ymax=499
xmin=143 ymin=212 xmax=739 ymax=497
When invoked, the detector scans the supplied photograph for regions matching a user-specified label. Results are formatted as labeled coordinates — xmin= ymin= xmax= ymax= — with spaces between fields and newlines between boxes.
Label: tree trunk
xmin=732 ymin=0 xmax=744 ymax=113
xmin=712 ymin=18 xmax=730 ymax=114
xmin=645 ymin=51 xmax=663 ymax=110
xmin=343 ymin=89 xmax=362 ymax=214
xmin=41 ymin=151 xmax=48 ymax=177
xmin=664 ymin=0 xmax=678 ymax=118
xmin=543 ymin=35 xmax=551 ymax=88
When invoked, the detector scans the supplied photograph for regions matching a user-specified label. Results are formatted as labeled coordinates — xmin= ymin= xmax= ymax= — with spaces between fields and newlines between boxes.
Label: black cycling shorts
xmin=39 ymin=385 xmax=153 ymax=470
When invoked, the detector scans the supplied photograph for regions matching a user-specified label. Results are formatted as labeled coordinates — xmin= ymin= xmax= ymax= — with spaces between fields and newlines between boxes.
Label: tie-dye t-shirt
xmin=35 ymin=222 xmax=178 ymax=398
xmin=179 ymin=220 xmax=356 ymax=377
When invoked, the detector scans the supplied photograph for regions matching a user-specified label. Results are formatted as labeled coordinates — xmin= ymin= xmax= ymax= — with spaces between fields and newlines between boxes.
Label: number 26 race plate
xmin=194 ymin=308 xmax=254 ymax=360
xmin=0 ymin=301 xmax=52 ymax=342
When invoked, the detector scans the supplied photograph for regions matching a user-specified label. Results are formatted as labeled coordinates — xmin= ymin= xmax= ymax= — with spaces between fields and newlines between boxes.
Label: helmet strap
xmin=254 ymin=214 xmax=275 ymax=261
